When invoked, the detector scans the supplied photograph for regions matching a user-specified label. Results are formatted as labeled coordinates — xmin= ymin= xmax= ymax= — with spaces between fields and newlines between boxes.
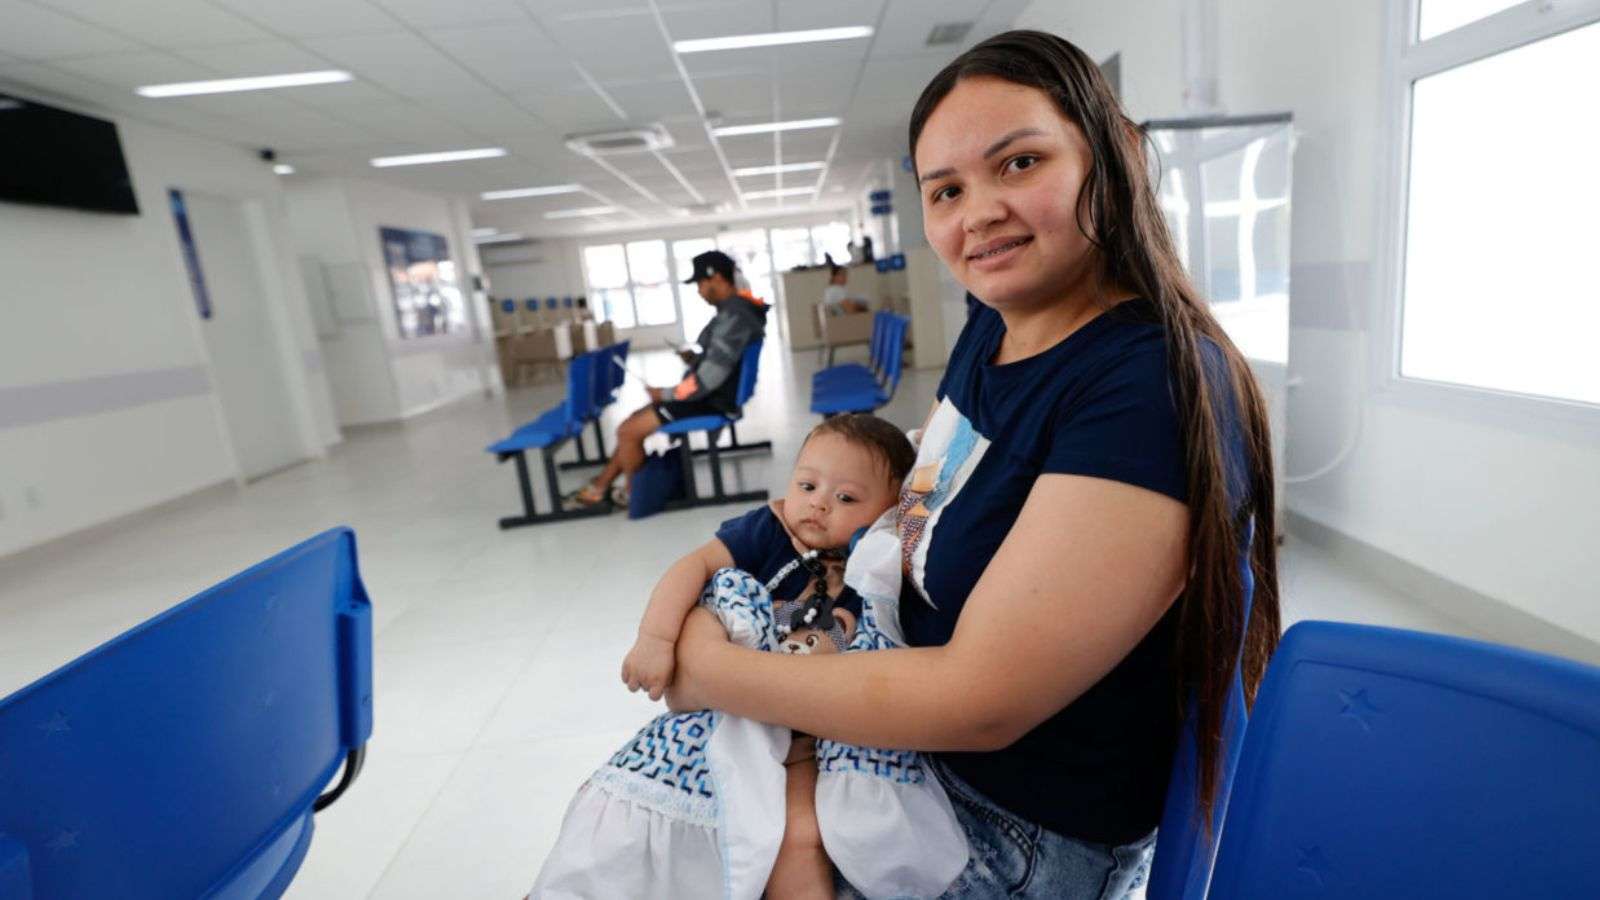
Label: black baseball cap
xmin=683 ymin=249 xmax=737 ymax=284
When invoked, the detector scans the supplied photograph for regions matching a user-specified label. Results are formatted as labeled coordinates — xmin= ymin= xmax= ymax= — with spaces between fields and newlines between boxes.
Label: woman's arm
xmin=671 ymin=473 xmax=1189 ymax=750
xmin=622 ymin=539 xmax=735 ymax=699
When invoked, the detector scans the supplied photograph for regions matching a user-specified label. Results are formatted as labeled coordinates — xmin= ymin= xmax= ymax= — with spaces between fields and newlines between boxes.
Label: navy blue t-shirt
xmin=715 ymin=506 xmax=863 ymax=620
xmin=898 ymin=297 xmax=1197 ymax=845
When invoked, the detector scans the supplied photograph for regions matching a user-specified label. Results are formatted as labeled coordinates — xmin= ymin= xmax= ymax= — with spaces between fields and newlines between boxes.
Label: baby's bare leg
xmin=764 ymin=736 xmax=834 ymax=899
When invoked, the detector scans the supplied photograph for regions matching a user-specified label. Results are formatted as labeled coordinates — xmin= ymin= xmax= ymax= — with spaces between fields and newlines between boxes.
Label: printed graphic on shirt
xmin=898 ymin=399 xmax=990 ymax=606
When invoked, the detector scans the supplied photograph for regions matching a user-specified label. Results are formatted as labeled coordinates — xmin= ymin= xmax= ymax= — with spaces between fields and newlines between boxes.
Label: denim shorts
xmin=836 ymin=759 xmax=1154 ymax=899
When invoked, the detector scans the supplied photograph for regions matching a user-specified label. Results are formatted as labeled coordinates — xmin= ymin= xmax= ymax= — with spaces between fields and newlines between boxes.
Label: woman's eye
xmin=1003 ymin=154 xmax=1040 ymax=175
xmin=930 ymin=184 xmax=960 ymax=204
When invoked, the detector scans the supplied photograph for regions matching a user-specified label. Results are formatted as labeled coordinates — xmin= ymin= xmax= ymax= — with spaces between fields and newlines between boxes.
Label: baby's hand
xmin=621 ymin=633 xmax=676 ymax=701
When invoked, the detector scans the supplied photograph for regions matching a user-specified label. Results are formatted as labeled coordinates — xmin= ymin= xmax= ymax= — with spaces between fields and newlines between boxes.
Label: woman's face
xmin=915 ymin=75 xmax=1098 ymax=312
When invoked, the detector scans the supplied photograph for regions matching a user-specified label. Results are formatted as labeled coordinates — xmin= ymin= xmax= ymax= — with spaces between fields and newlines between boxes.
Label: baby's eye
xmin=835 ymin=493 xmax=856 ymax=504
xmin=1003 ymin=154 xmax=1040 ymax=175
xmin=797 ymin=481 xmax=815 ymax=492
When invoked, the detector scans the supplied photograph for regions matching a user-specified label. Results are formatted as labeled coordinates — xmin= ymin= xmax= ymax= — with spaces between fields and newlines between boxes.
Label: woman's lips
xmin=966 ymin=235 xmax=1033 ymax=270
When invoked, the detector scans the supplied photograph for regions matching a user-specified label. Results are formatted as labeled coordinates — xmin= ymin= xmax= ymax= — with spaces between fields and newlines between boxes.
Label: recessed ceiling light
xmin=136 ymin=70 xmax=352 ymax=98
xmin=273 ymin=164 xmax=295 ymax=175
xmin=743 ymin=186 xmax=817 ymax=199
xmin=370 ymin=148 xmax=507 ymax=168
xmin=544 ymin=206 xmax=618 ymax=219
xmin=480 ymin=184 xmax=583 ymax=201
xmin=674 ymin=26 xmax=873 ymax=54
xmin=732 ymin=161 xmax=826 ymax=177
xmin=475 ymin=232 xmax=525 ymax=243
xmin=713 ymin=117 xmax=840 ymax=138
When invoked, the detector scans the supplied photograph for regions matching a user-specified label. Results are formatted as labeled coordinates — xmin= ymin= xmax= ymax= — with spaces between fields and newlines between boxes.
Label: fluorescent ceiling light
xmin=732 ymin=161 xmax=826 ymax=177
xmin=370 ymin=148 xmax=507 ymax=168
xmin=714 ymin=117 xmax=840 ymax=138
xmin=544 ymin=206 xmax=618 ymax=219
xmin=675 ymin=26 xmax=873 ymax=54
xmin=480 ymin=184 xmax=583 ymax=201
xmin=475 ymin=232 xmax=525 ymax=243
xmin=272 ymin=164 xmax=295 ymax=175
xmin=470 ymin=227 xmax=499 ymax=237
xmin=136 ymin=70 xmax=351 ymax=98
xmin=744 ymin=186 xmax=817 ymax=199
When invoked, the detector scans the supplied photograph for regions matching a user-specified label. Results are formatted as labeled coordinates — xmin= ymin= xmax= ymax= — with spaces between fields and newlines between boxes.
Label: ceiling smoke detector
xmin=565 ymin=124 xmax=675 ymax=156
xmin=925 ymin=22 xmax=974 ymax=46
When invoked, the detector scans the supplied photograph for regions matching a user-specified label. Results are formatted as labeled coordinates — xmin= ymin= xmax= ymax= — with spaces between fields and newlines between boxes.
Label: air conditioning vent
xmin=566 ymin=124 xmax=675 ymax=156
xmin=925 ymin=22 xmax=974 ymax=46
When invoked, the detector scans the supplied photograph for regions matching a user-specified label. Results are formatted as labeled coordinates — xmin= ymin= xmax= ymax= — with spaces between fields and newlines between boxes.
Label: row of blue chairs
xmin=809 ymin=311 xmax=909 ymax=417
xmin=486 ymin=342 xmax=629 ymax=528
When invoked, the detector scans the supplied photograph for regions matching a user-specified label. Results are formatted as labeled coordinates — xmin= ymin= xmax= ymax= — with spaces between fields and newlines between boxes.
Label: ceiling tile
xmin=207 ymin=0 xmax=398 ymax=39
xmin=870 ymin=0 xmax=981 ymax=58
xmin=273 ymin=78 xmax=394 ymax=111
xmin=0 ymin=60 xmax=130 ymax=108
xmin=429 ymin=24 xmax=571 ymax=94
xmin=516 ymin=88 xmax=623 ymax=132
xmin=540 ymin=14 xmax=675 ymax=80
xmin=371 ymin=0 xmax=527 ymax=28
xmin=302 ymin=31 xmax=488 ymax=98
xmin=0 ymin=1 xmax=140 ymax=59
xmin=693 ymin=73 xmax=770 ymax=119
xmin=174 ymin=41 xmax=335 ymax=77
xmin=601 ymin=80 xmax=697 ymax=120
xmin=49 ymin=52 xmax=213 ymax=89
xmin=778 ymin=69 xmax=857 ymax=114
xmin=420 ymin=92 xmax=548 ymax=134
xmin=662 ymin=1 xmax=773 ymax=38
xmin=773 ymin=0 xmax=884 ymax=32
xmin=37 ymin=0 xmax=276 ymax=48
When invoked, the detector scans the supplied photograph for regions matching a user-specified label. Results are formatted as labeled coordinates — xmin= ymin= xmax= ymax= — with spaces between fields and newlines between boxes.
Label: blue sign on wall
xmin=869 ymin=189 xmax=892 ymax=203
xmin=168 ymin=189 xmax=212 ymax=320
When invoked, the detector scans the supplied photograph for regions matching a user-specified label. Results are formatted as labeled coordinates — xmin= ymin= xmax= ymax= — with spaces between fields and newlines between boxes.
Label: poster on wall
xmin=379 ymin=226 xmax=467 ymax=339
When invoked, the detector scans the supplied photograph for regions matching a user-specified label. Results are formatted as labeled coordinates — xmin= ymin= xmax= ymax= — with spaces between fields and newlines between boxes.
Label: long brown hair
xmin=909 ymin=30 xmax=1281 ymax=831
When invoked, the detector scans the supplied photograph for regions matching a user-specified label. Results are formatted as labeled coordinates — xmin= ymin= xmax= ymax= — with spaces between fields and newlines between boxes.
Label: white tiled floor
xmin=0 ymin=343 xmax=1482 ymax=899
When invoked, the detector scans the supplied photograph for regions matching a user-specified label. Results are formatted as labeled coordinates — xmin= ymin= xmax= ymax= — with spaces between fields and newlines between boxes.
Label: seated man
xmin=821 ymin=263 xmax=871 ymax=316
xmin=570 ymin=250 xmax=767 ymax=507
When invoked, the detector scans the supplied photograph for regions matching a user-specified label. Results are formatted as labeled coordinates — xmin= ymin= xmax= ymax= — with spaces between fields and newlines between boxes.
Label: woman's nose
xmin=963 ymin=185 xmax=1008 ymax=234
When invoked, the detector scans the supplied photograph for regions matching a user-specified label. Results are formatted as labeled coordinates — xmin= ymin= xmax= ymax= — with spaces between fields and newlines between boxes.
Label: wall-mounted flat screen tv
xmin=0 ymin=92 xmax=140 ymax=215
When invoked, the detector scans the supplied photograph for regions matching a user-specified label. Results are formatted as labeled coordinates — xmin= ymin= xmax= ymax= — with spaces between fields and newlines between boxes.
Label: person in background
xmin=568 ymin=250 xmax=766 ymax=508
xmin=821 ymin=264 xmax=871 ymax=316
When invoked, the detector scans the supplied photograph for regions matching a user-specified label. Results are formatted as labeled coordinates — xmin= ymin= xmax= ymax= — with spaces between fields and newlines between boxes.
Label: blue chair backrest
xmin=1209 ymin=621 xmax=1600 ymax=897
xmin=546 ymin=296 xmax=558 ymax=309
xmin=868 ymin=311 xmax=889 ymax=375
xmin=562 ymin=351 xmax=600 ymax=427
xmin=733 ymin=340 xmax=764 ymax=408
xmin=0 ymin=529 xmax=373 ymax=900
xmin=1147 ymin=531 xmax=1255 ymax=899
xmin=500 ymin=298 xmax=515 ymax=313
xmin=524 ymin=298 xmax=537 ymax=311
xmin=879 ymin=314 xmax=909 ymax=394
xmin=607 ymin=340 xmax=631 ymax=396
xmin=563 ymin=296 xmax=574 ymax=308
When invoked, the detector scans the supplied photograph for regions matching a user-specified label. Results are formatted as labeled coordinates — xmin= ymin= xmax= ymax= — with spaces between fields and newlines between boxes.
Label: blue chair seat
xmin=810 ymin=387 xmax=889 ymax=416
xmin=658 ymin=414 xmax=734 ymax=436
xmin=808 ymin=313 xmax=907 ymax=418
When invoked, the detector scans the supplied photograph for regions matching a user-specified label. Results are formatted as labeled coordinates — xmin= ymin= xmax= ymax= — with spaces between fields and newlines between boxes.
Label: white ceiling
xmin=0 ymin=0 xmax=1028 ymax=236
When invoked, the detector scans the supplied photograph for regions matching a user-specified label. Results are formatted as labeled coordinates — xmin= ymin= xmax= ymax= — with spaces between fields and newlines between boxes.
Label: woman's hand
xmin=665 ymin=607 xmax=731 ymax=712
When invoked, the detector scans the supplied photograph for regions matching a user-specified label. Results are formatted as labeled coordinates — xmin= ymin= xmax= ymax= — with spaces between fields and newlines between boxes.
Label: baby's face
xmin=781 ymin=432 xmax=896 ymax=549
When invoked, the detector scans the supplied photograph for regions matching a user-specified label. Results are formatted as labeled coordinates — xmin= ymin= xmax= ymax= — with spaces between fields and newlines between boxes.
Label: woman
xmin=668 ymin=30 xmax=1280 ymax=897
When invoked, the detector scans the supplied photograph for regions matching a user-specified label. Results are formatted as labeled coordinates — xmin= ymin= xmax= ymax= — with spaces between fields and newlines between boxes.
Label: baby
xmin=531 ymin=414 xmax=915 ymax=899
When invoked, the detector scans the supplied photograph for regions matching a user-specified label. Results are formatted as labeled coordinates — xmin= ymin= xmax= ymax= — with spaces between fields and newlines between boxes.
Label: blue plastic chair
xmin=1208 ymin=621 xmax=1600 ymax=898
xmin=813 ymin=310 xmax=888 ymax=391
xmin=657 ymin=340 xmax=770 ymax=510
xmin=487 ymin=350 xmax=612 ymax=527
xmin=811 ymin=314 xmax=908 ymax=416
xmin=1146 ymin=537 xmax=1256 ymax=899
xmin=557 ymin=340 xmax=631 ymax=472
xmin=0 ymin=528 xmax=372 ymax=900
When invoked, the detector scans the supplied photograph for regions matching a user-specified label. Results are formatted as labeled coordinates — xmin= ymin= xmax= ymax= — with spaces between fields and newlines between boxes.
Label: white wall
xmin=286 ymin=177 xmax=500 ymax=424
xmin=1015 ymin=0 xmax=1600 ymax=645
xmin=0 ymin=86 xmax=337 ymax=557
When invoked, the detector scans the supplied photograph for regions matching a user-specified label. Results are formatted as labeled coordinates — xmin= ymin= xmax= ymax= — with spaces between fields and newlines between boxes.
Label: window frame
xmin=581 ymin=239 xmax=680 ymax=329
xmin=1376 ymin=0 xmax=1600 ymax=432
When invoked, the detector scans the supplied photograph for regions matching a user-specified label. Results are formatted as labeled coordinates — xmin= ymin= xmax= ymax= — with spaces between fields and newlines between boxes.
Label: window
xmin=770 ymin=227 xmax=815 ymax=273
xmin=717 ymin=229 xmax=776 ymax=310
xmin=581 ymin=240 xmax=679 ymax=329
xmin=1417 ymin=0 xmax=1522 ymax=39
xmin=1389 ymin=3 xmax=1600 ymax=406
xmin=811 ymin=221 xmax=853 ymax=265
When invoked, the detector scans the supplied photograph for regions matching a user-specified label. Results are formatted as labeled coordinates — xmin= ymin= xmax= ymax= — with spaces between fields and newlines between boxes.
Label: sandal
xmin=564 ymin=482 xmax=610 ymax=510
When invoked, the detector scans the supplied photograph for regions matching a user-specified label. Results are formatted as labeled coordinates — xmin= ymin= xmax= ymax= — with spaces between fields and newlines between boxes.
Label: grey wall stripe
xmin=0 ymin=366 xmax=212 ymax=430
xmin=303 ymin=348 xmax=325 ymax=375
